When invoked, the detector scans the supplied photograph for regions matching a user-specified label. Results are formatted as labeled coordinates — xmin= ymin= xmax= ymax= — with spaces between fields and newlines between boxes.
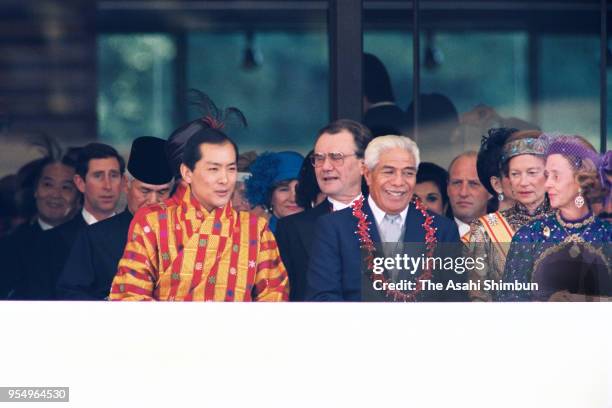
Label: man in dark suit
xmin=307 ymin=135 xmax=466 ymax=302
xmin=1 ymin=151 xmax=80 ymax=298
xmin=275 ymin=119 xmax=372 ymax=301
xmin=56 ymin=137 xmax=173 ymax=300
xmin=11 ymin=143 xmax=125 ymax=299
xmin=363 ymin=53 xmax=411 ymax=137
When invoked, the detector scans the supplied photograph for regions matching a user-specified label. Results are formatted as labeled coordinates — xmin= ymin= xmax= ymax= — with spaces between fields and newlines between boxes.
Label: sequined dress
xmin=465 ymin=199 xmax=553 ymax=301
xmin=498 ymin=212 xmax=612 ymax=301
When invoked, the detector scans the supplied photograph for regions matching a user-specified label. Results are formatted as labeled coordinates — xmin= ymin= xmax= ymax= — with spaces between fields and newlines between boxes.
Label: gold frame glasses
xmin=310 ymin=152 xmax=357 ymax=167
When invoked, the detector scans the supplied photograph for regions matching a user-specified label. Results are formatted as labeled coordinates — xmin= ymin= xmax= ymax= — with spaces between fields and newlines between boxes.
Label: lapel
xmin=403 ymin=203 xmax=425 ymax=243
xmin=119 ymin=209 xmax=134 ymax=224
xmin=310 ymin=200 xmax=332 ymax=217
xmin=298 ymin=200 xmax=332 ymax=256
xmin=63 ymin=212 xmax=87 ymax=242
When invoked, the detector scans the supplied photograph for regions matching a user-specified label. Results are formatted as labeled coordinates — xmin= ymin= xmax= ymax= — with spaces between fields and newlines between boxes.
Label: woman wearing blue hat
xmin=245 ymin=151 xmax=304 ymax=233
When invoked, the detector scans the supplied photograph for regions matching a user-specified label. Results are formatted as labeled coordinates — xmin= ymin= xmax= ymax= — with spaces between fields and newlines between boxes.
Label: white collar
xmin=368 ymin=195 xmax=409 ymax=226
xmin=454 ymin=217 xmax=471 ymax=237
xmin=368 ymin=101 xmax=396 ymax=109
xmin=82 ymin=208 xmax=115 ymax=225
xmin=37 ymin=218 xmax=54 ymax=231
xmin=327 ymin=194 xmax=362 ymax=212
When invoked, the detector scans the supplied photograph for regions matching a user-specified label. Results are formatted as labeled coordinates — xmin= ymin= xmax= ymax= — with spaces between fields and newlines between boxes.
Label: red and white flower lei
xmin=352 ymin=196 xmax=437 ymax=301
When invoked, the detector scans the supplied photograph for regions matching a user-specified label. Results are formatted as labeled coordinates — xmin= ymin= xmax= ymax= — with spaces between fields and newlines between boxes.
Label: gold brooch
xmin=543 ymin=226 xmax=550 ymax=238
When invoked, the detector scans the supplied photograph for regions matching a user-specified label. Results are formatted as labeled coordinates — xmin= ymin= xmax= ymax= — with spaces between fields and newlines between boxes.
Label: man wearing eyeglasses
xmin=306 ymin=135 xmax=465 ymax=302
xmin=275 ymin=119 xmax=372 ymax=301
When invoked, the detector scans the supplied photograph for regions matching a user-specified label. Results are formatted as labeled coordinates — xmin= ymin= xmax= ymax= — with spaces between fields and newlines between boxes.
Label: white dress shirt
xmin=454 ymin=217 xmax=471 ymax=238
xmin=37 ymin=218 xmax=54 ymax=231
xmin=82 ymin=208 xmax=115 ymax=225
xmin=368 ymin=196 xmax=409 ymax=230
xmin=327 ymin=194 xmax=362 ymax=212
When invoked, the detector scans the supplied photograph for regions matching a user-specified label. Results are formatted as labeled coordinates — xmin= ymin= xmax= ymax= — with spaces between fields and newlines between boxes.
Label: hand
xmin=548 ymin=290 xmax=573 ymax=302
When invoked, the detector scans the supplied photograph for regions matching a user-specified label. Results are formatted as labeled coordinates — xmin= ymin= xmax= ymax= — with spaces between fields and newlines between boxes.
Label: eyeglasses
xmin=310 ymin=152 xmax=357 ymax=167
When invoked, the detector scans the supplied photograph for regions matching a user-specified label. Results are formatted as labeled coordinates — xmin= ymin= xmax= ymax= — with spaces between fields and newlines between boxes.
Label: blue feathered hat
xmin=245 ymin=151 xmax=304 ymax=207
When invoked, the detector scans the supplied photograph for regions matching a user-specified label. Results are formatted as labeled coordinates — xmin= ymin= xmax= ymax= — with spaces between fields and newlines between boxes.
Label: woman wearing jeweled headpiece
xmin=465 ymin=128 xmax=553 ymax=301
xmin=499 ymin=134 xmax=611 ymax=301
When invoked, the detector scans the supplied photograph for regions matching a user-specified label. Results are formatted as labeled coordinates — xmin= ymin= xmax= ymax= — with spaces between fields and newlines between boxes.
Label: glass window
xmin=418 ymin=31 xmax=529 ymax=166
xmin=187 ymin=31 xmax=328 ymax=154
xmin=98 ymin=34 xmax=176 ymax=151
xmin=364 ymin=31 xmax=413 ymax=109
xmin=539 ymin=34 xmax=601 ymax=148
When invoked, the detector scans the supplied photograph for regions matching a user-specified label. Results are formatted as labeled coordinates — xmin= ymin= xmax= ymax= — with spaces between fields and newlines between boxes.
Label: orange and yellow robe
xmin=109 ymin=185 xmax=289 ymax=301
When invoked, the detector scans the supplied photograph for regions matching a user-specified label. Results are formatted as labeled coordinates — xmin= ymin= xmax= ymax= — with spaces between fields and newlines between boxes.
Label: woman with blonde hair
xmin=500 ymin=134 xmax=611 ymax=301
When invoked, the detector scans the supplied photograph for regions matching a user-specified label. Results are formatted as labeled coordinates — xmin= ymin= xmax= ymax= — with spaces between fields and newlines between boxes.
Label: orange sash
xmin=478 ymin=212 xmax=514 ymax=260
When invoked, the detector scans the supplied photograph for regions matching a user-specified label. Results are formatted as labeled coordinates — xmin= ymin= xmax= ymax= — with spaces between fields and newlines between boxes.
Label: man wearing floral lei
xmin=109 ymin=127 xmax=289 ymax=301
xmin=306 ymin=135 xmax=467 ymax=302
xmin=499 ymin=133 xmax=611 ymax=301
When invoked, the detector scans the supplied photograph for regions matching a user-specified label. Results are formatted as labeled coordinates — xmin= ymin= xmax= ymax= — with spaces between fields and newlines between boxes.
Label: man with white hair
xmin=306 ymin=135 xmax=465 ymax=301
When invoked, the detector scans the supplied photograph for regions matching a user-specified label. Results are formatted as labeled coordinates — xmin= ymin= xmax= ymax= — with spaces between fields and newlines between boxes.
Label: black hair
xmin=369 ymin=125 xmax=401 ymax=139
xmin=416 ymin=162 xmax=450 ymax=208
xmin=363 ymin=53 xmax=395 ymax=103
xmin=167 ymin=89 xmax=247 ymax=178
xmin=182 ymin=127 xmax=239 ymax=171
xmin=75 ymin=143 xmax=125 ymax=180
xmin=407 ymin=93 xmax=459 ymax=131
xmin=296 ymin=150 xmax=321 ymax=209
xmin=477 ymin=127 xmax=517 ymax=196
xmin=15 ymin=138 xmax=81 ymax=221
xmin=315 ymin=119 xmax=372 ymax=159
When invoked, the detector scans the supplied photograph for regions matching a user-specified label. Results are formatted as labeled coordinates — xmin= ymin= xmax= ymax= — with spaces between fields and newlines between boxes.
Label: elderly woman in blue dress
xmin=499 ymin=134 xmax=611 ymax=301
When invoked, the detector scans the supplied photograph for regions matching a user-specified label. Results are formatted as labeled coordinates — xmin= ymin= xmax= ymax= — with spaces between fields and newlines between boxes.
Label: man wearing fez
xmin=57 ymin=137 xmax=173 ymax=300
xmin=275 ymin=119 xmax=371 ymax=300
xmin=307 ymin=135 xmax=465 ymax=302
xmin=110 ymin=128 xmax=289 ymax=301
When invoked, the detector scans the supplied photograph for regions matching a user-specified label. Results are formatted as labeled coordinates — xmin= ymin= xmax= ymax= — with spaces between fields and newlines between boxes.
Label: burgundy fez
xmin=127 ymin=136 xmax=173 ymax=185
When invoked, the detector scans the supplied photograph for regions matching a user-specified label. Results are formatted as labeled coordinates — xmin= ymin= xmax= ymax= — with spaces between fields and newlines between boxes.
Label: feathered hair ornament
xmin=166 ymin=89 xmax=247 ymax=177
xmin=189 ymin=89 xmax=247 ymax=130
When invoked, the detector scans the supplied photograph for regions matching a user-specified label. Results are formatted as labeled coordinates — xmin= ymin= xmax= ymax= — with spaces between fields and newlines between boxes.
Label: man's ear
xmin=489 ymin=176 xmax=502 ymax=194
xmin=122 ymin=174 xmax=129 ymax=194
xmin=362 ymin=163 xmax=372 ymax=187
xmin=74 ymin=174 xmax=86 ymax=194
xmin=180 ymin=163 xmax=192 ymax=184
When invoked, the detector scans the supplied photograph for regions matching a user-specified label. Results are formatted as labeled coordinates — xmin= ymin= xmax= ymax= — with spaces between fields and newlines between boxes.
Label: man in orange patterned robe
xmin=109 ymin=128 xmax=289 ymax=301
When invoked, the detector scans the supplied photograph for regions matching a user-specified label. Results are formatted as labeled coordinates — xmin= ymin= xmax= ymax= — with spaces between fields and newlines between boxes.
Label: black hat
xmin=128 ymin=136 xmax=173 ymax=185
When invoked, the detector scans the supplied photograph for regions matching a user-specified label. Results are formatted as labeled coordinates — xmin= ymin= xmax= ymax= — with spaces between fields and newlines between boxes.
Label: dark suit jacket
xmin=9 ymin=213 xmax=86 ymax=300
xmin=0 ymin=221 xmax=43 ymax=299
xmin=363 ymin=103 xmax=411 ymax=137
xmin=275 ymin=200 xmax=332 ymax=301
xmin=306 ymin=199 xmax=465 ymax=302
xmin=57 ymin=210 xmax=133 ymax=300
